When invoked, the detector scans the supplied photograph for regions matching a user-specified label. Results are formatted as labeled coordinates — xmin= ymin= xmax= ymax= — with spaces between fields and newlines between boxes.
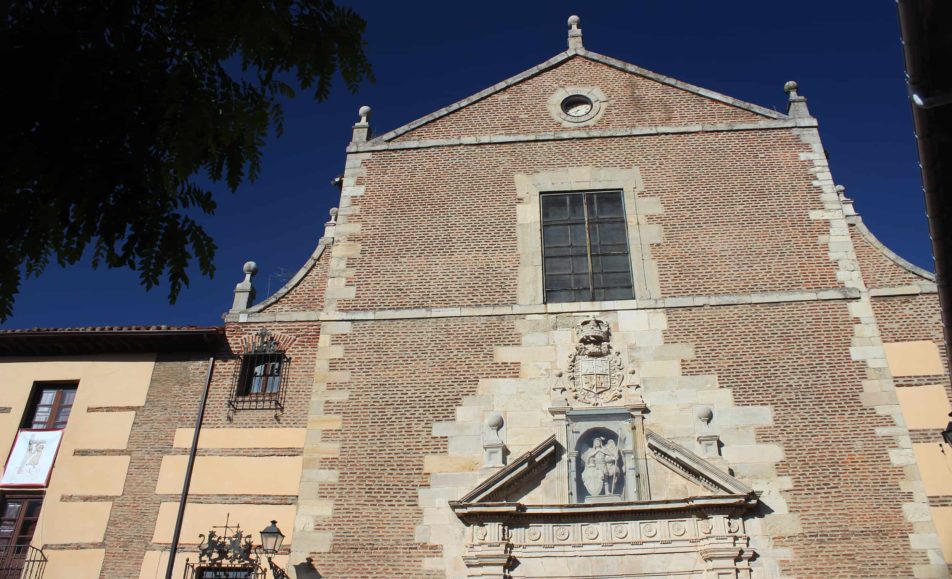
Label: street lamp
xmin=943 ymin=413 xmax=952 ymax=447
xmin=259 ymin=521 xmax=288 ymax=579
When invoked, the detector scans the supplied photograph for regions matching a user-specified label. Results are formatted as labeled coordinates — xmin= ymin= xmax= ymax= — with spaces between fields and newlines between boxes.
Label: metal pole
xmin=165 ymin=356 xmax=215 ymax=579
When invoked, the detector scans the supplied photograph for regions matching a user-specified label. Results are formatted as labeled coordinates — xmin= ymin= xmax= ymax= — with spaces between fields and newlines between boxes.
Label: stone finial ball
xmin=568 ymin=15 xmax=580 ymax=27
xmin=358 ymin=105 xmax=372 ymax=119
xmin=834 ymin=184 xmax=846 ymax=194
xmin=486 ymin=412 xmax=504 ymax=431
xmin=329 ymin=207 xmax=339 ymax=217
xmin=783 ymin=80 xmax=798 ymax=93
xmin=695 ymin=406 xmax=714 ymax=424
xmin=243 ymin=261 xmax=258 ymax=275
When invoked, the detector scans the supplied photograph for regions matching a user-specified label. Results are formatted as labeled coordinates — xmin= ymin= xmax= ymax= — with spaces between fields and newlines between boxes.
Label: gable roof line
xmin=371 ymin=51 xmax=576 ymax=144
xmin=224 ymin=238 xmax=329 ymax=321
xmin=579 ymin=49 xmax=788 ymax=121
xmin=848 ymin=215 xmax=936 ymax=281
xmin=371 ymin=47 xmax=788 ymax=144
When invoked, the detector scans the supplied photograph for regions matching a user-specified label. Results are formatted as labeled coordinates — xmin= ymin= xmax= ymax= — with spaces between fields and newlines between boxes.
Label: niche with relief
xmin=566 ymin=408 xmax=643 ymax=503
xmin=576 ymin=427 xmax=625 ymax=502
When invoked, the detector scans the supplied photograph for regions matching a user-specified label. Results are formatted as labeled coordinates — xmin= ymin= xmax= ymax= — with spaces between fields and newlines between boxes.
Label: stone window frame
xmin=547 ymin=86 xmax=608 ymax=128
xmin=515 ymin=166 xmax=661 ymax=306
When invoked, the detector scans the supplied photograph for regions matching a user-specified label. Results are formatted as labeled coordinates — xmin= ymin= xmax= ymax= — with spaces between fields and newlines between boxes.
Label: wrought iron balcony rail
xmin=0 ymin=544 xmax=46 ymax=579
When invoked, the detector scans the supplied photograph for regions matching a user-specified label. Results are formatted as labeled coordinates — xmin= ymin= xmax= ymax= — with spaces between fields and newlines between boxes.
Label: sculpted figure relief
xmin=581 ymin=436 xmax=622 ymax=497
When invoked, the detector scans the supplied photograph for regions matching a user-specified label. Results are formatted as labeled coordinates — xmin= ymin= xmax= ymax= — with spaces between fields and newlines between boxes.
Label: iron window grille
xmin=229 ymin=330 xmax=290 ymax=412
xmin=541 ymin=190 xmax=634 ymax=303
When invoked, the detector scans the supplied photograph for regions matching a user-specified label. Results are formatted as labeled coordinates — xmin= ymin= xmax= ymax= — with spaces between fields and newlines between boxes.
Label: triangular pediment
xmin=451 ymin=429 xmax=754 ymax=519
xmin=644 ymin=429 xmax=753 ymax=495
xmin=455 ymin=435 xmax=559 ymax=505
xmin=374 ymin=48 xmax=785 ymax=145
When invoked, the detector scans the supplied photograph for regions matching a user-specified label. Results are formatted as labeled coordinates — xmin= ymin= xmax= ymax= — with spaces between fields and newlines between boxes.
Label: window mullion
xmin=582 ymin=192 xmax=596 ymax=301
xmin=47 ymin=391 xmax=61 ymax=429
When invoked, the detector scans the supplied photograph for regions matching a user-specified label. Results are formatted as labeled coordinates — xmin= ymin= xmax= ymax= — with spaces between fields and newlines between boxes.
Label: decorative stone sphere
xmin=486 ymin=412 xmax=504 ymax=431
xmin=568 ymin=15 xmax=580 ymax=27
xmin=783 ymin=80 xmax=798 ymax=94
xmin=243 ymin=261 xmax=258 ymax=276
xmin=358 ymin=105 xmax=372 ymax=119
xmin=834 ymin=184 xmax=846 ymax=195
xmin=695 ymin=406 xmax=714 ymax=424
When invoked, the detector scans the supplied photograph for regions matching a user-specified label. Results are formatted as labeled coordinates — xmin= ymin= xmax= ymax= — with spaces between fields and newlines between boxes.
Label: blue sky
xmin=4 ymin=2 xmax=930 ymax=329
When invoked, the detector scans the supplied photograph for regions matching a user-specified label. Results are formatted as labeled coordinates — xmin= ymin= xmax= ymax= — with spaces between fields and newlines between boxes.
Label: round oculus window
xmin=561 ymin=95 xmax=593 ymax=117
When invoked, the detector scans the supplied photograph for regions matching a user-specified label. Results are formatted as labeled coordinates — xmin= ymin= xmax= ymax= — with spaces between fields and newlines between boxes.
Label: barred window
xmin=541 ymin=191 xmax=634 ymax=303
xmin=238 ymin=354 xmax=283 ymax=395
xmin=230 ymin=330 xmax=289 ymax=412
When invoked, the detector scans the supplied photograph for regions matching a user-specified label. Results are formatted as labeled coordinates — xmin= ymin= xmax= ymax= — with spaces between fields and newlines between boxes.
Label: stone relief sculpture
xmin=581 ymin=436 xmax=621 ymax=497
xmin=565 ymin=317 xmax=625 ymax=406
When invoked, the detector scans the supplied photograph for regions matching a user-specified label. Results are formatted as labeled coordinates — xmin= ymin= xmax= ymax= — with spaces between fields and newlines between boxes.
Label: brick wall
xmin=258 ymin=253 xmax=330 ymax=314
xmin=310 ymin=317 xmax=519 ymax=577
xmin=874 ymin=294 xmax=947 ymax=369
xmin=666 ymin=301 xmax=925 ymax=577
xmin=100 ymin=353 xmax=208 ymax=576
xmin=99 ymin=322 xmax=319 ymax=574
xmin=337 ymin=130 xmax=836 ymax=312
xmin=203 ymin=322 xmax=322 ymax=429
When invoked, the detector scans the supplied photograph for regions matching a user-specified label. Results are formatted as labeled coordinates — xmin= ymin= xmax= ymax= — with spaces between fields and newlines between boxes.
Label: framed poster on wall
xmin=0 ymin=429 xmax=63 ymax=487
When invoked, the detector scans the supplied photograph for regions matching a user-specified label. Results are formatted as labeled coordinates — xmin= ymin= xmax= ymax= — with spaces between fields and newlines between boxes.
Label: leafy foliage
xmin=0 ymin=0 xmax=373 ymax=320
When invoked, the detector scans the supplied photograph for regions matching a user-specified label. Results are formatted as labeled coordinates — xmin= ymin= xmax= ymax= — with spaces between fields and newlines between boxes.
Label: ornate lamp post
xmin=942 ymin=413 xmax=952 ymax=447
xmin=259 ymin=521 xmax=288 ymax=579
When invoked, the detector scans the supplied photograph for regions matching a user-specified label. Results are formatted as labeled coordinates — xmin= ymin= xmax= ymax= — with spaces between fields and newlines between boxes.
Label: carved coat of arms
xmin=566 ymin=318 xmax=625 ymax=406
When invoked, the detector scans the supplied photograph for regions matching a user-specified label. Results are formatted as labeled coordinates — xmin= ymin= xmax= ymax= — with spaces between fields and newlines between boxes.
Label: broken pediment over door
xmin=450 ymin=431 xmax=758 ymax=579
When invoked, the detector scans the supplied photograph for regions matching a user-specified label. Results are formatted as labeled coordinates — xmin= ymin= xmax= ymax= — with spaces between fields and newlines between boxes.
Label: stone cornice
xmin=348 ymin=118 xmax=816 ymax=153
xmin=225 ymin=287 xmax=861 ymax=323
xmin=450 ymin=495 xmax=757 ymax=521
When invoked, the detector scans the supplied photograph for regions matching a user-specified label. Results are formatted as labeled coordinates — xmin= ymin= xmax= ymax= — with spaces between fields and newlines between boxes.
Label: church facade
xmin=2 ymin=15 xmax=951 ymax=579
xmin=220 ymin=16 xmax=950 ymax=578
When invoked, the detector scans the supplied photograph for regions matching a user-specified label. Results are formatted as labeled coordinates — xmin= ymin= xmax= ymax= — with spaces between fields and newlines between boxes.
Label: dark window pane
xmin=541 ymin=195 xmax=569 ymax=221
xmin=545 ymin=256 xmax=573 ymax=275
xmin=568 ymin=194 xmax=584 ymax=219
xmin=542 ymin=224 xmax=571 ymax=247
xmin=2 ymin=504 xmax=20 ymax=519
xmin=591 ymin=192 xmax=624 ymax=218
xmin=592 ymin=222 xmax=627 ymax=246
xmin=547 ymin=290 xmax=576 ymax=303
xmin=593 ymin=254 xmax=631 ymax=273
xmin=595 ymin=286 xmax=635 ymax=301
xmin=569 ymin=224 xmax=587 ymax=249
xmin=572 ymin=255 xmax=589 ymax=273
xmin=546 ymin=274 xmax=574 ymax=290
xmin=595 ymin=272 xmax=633 ymax=288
